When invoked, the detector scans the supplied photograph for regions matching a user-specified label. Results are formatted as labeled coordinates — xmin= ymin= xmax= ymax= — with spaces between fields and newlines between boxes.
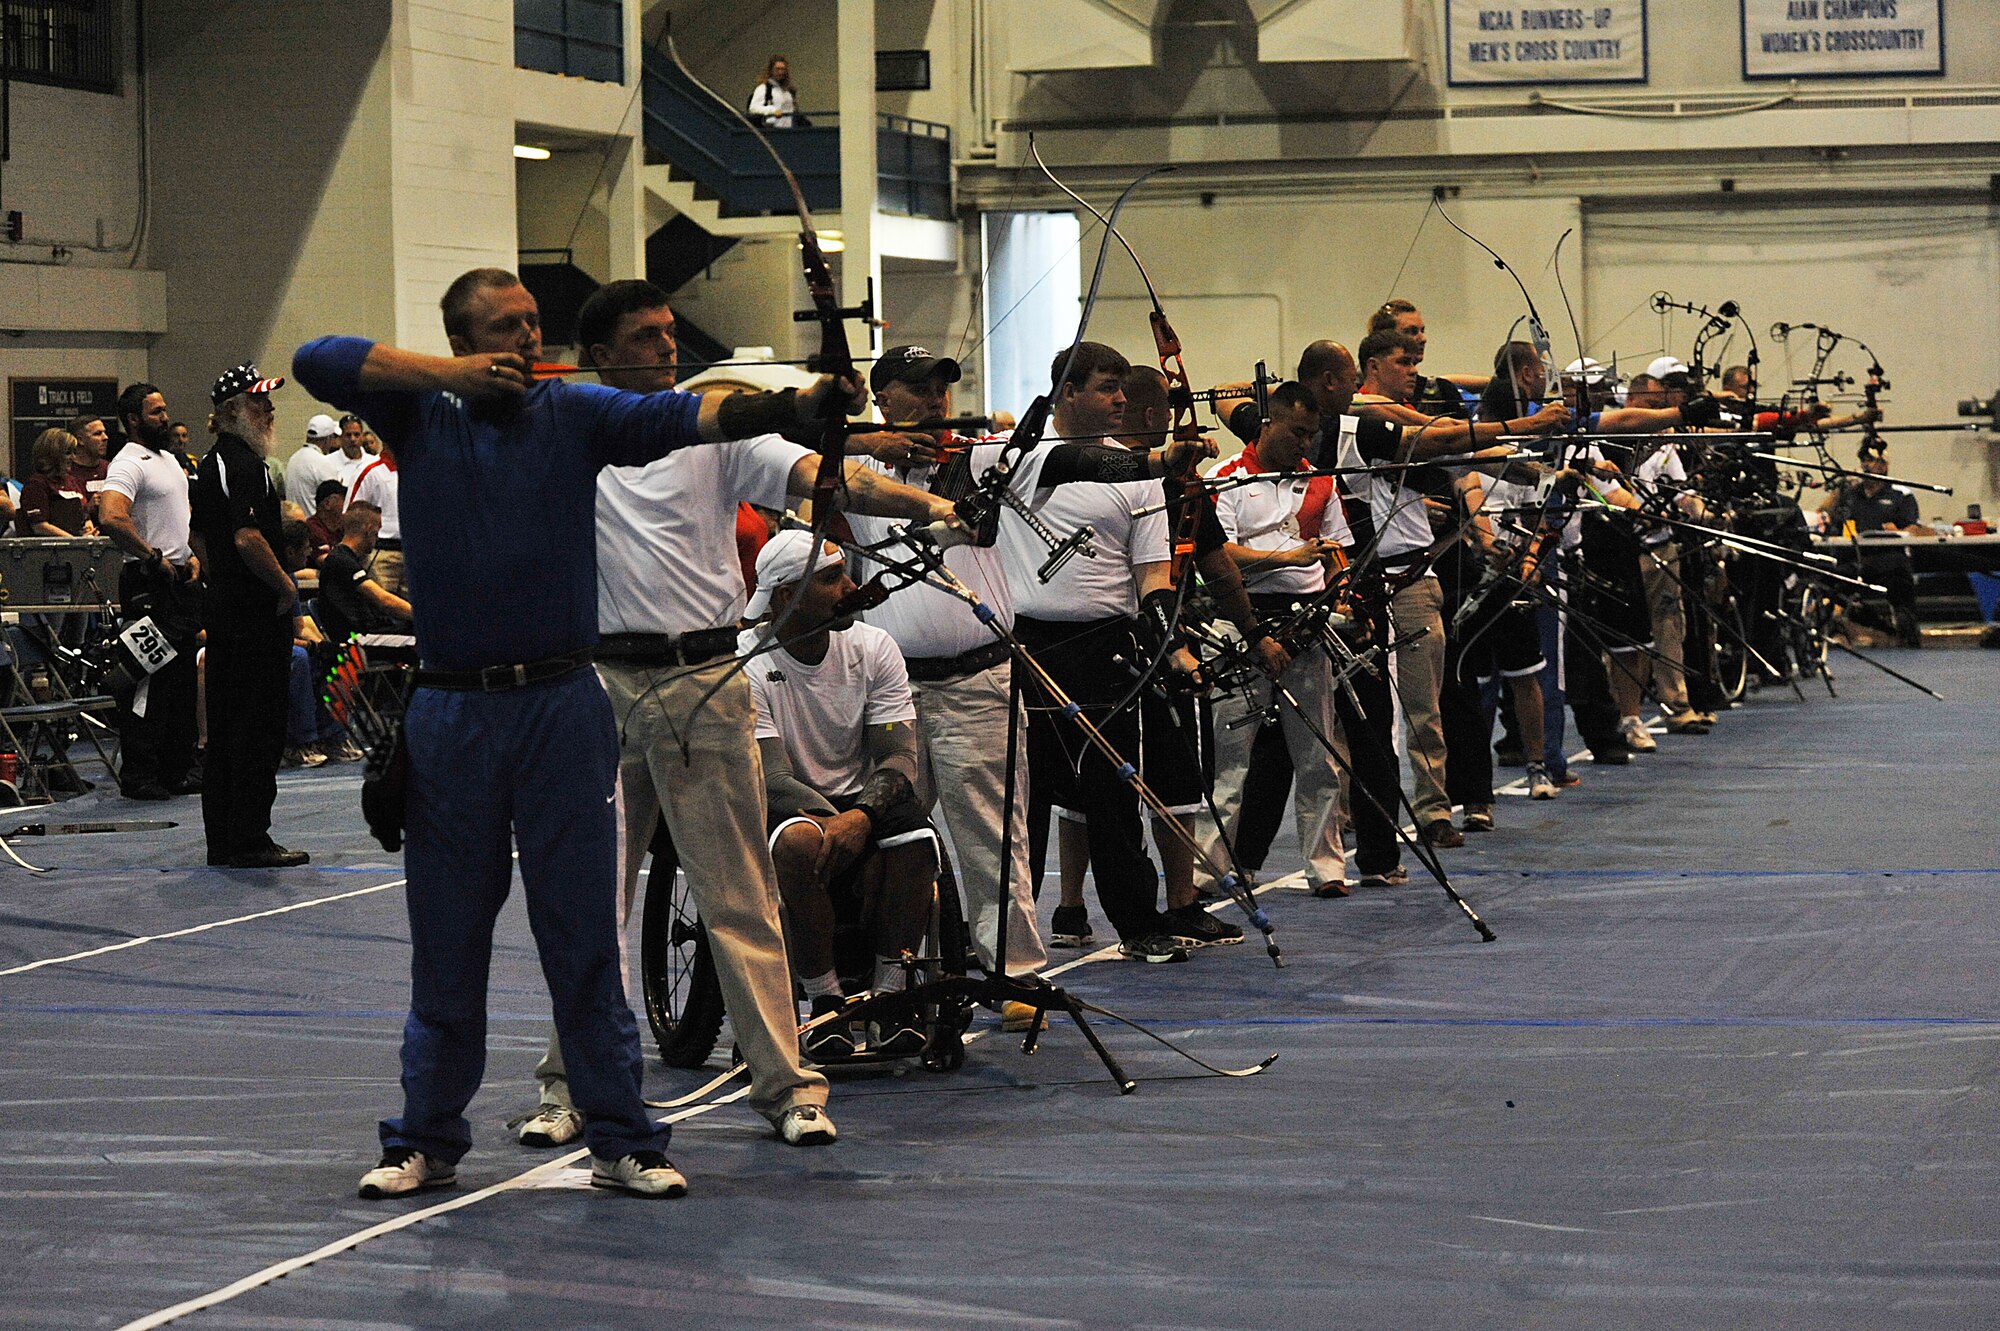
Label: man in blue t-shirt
xmin=294 ymin=266 xmax=865 ymax=1201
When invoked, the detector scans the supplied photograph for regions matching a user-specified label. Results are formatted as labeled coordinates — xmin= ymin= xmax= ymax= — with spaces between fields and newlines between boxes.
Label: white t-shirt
xmin=1006 ymin=439 xmax=1167 ymax=621
xmin=1337 ymin=413 xmax=1435 ymax=567
xmin=283 ymin=444 xmax=340 ymax=514
xmin=333 ymin=451 xmax=370 ymax=493
xmin=1631 ymin=444 xmax=1687 ymax=547
xmin=598 ymin=432 xmax=809 ymax=635
xmin=1210 ymin=450 xmax=1352 ymax=597
xmin=847 ymin=437 xmax=1048 ymax=659
xmin=744 ymin=620 xmax=915 ymax=799
xmin=102 ymin=443 xmax=193 ymax=564
xmin=348 ymin=458 xmax=401 ymax=539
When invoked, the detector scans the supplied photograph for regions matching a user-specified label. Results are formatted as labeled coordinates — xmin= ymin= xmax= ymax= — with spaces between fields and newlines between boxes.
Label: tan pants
xmin=367 ymin=546 xmax=406 ymax=598
xmin=1640 ymin=541 xmax=1691 ymax=713
xmin=1389 ymin=577 xmax=1450 ymax=823
xmin=535 ymin=659 xmax=827 ymax=1123
xmin=910 ymin=662 xmax=1047 ymax=976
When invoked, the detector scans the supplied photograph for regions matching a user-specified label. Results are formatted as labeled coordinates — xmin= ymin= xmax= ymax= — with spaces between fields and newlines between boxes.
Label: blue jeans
xmin=286 ymin=646 xmax=346 ymax=748
xmin=379 ymin=668 xmax=667 ymax=1165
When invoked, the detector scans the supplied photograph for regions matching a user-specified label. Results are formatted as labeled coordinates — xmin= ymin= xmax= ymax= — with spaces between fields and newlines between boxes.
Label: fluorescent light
xmin=814 ymin=230 xmax=845 ymax=253
xmin=514 ymin=144 xmax=551 ymax=160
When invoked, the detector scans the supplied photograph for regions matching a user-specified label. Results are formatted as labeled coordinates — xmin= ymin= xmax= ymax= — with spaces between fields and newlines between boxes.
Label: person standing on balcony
xmin=748 ymin=56 xmax=798 ymax=128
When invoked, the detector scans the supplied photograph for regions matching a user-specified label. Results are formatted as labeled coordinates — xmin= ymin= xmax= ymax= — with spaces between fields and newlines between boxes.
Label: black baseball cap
xmin=211 ymin=362 xmax=285 ymax=405
xmin=315 ymin=479 xmax=348 ymax=503
xmin=869 ymin=345 xmax=961 ymax=393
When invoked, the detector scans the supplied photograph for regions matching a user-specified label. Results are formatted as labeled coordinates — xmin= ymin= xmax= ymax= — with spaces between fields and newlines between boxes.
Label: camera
xmin=1958 ymin=390 xmax=1998 ymax=424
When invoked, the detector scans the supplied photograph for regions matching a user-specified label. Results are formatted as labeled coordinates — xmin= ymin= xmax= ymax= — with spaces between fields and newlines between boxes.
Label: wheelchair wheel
xmin=639 ymin=847 xmax=726 ymax=1069
xmin=1711 ymin=593 xmax=1749 ymax=704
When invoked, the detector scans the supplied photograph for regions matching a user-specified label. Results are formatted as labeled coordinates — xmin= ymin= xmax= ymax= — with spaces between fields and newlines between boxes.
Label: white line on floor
xmin=0 ymin=879 xmax=408 ymax=980
xmin=111 ymin=720 xmax=1652 ymax=1326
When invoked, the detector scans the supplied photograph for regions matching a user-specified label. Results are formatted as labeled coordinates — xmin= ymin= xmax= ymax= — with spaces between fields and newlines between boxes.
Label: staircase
xmin=639 ymin=47 xmax=838 ymax=237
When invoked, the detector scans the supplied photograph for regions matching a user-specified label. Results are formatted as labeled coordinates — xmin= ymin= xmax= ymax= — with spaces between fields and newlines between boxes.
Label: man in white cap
xmin=743 ymin=530 xmax=940 ymax=1059
xmin=285 ymin=413 xmax=345 ymax=514
xmin=191 ymin=363 xmax=311 ymax=868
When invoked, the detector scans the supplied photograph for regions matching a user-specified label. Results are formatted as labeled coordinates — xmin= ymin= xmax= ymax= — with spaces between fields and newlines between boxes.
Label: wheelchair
xmin=639 ymin=820 xmax=979 ymax=1074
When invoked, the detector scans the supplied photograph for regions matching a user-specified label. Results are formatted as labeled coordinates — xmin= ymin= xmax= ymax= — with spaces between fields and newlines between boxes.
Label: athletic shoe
xmin=1461 ymin=805 xmax=1496 ymax=832
xmin=1664 ymin=710 xmax=1709 ymax=734
xmin=867 ymin=1014 xmax=927 ymax=1057
xmin=517 ymin=1103 xmax=582 ymax=1148
xmin=358 ymin=1147 xmax=455 ymax=1199
xmin=1357 ymin=865 xmax=1409 ymax=888
xmin=1310 ymin=878 xmax=1351 ymax=898
xmin=1619 ymin=716 xmax=1658 ymax=752
xmin=1116 ymin=933 xmax=1189 ymax=964
xmin=1001 ymin=1000 xmax=1048 ymax=1032
xmin=1164 ymin=903 xmax=1244 ymax=948
xmin=1527 ymin=763 xmax=1558 ymax=800
xmin=1048 ymin=904 xmax=1095 ymax=949
xmin=329 ymin=738 xmax=367 ymax=762
xmin=590 ymin=1150 xmax=688 ymax=1198
xmin=775 ymin=1103 xmax=838 ymax=1146
xmin=1557 ymin=770 xmax=1582 ymax=789
xmin=802 ymin=993 xmax=855 ymax=1061
xmin=1421 ymin=819 xmax=1465 ymax=849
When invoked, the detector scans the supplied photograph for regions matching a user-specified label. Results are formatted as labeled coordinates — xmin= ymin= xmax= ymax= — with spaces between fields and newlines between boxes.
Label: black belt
xmin=595 ymin=627 xmax=738 ymax=667
xmin=904 ymin=639 xmax=1009 ymax=683
xmin=375 ymin=537 xmax=402 ymax=551
xmin=414 ymin=648 xmax=595 ymax=693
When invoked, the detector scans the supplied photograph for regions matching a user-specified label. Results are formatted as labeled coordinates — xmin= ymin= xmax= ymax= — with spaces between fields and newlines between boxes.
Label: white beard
xmin=220 ymin=404 xmax=275 ymax=458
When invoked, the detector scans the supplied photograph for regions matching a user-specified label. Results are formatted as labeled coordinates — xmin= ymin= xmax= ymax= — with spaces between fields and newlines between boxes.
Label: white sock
xmin=873 ymin=957 xmax=908 ymax=994
xmin=802 ymin=970 xmax=843 ymax=1000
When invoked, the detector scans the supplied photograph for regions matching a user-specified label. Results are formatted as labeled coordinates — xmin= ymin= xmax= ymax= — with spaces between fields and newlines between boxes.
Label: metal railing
xmin=638 ymin=49 xmax=953 ymax=222
xmin=515 ymin=0 xmax=622 ymax=85
xmin=0 ymin=1 xmax=117 ymax=93
xmin=876 ymin=112 xmax=951 ymax=220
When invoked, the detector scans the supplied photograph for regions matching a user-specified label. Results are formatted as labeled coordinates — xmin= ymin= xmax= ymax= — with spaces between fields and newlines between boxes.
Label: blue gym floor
xmin=2 ymin=649 xmax=1995 ymax=1330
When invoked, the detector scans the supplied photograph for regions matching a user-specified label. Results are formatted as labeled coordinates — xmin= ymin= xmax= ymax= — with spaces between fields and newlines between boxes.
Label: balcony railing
xmin=515 ymin=0 xmax=622 ymax=85
xmin=0 ymin=0 xmax=117 ymax=93
xmin=639 ymin=50 xmax=953 ymax=223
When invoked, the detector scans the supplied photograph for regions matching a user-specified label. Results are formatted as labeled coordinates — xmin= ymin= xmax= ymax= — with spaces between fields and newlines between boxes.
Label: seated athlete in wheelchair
xmin=744 ymin=531 xmax=967 ymax=1063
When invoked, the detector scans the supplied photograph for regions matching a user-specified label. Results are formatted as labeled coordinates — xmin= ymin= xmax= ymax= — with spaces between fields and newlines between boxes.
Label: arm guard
xmin=854 ymin=722 xmax=920 ymax=828
xmin=758 ymin=736 xmax=837 ymax=821
xmin=1137 ymin=586 xmax=1183 ymax=659
xmin=715 ymin=387 xmax=812 ymax=444
xmin=1041 ymin=441 xmax=1151 ymax=486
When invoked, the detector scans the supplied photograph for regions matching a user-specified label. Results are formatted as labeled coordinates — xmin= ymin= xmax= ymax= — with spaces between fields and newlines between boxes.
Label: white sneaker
xmin=1620 ymin=716 xmax=1658 ymax=752
xmin=590 ymin=1150 xmax=689 ymax=1198
xmin=517 ymin=1103 xmax=583 ymax=1148
xmin=776 ymin=1103 xmax=838 ymax=1146
xmin=358 ymin=1147 xmax=455 ymax=1199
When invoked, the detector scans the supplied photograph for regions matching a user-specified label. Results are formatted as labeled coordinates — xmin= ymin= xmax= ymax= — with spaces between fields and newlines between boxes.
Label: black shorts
xmin=767 ymin=789 xmax=938 ymax=907
xmin=1457 ymin=594 xmax=1545 ymax=681
xmin=1138 ymin=687 xmax=1210 ymax=814
xmin=1575 ymin=514 xmax=1654 ymax=654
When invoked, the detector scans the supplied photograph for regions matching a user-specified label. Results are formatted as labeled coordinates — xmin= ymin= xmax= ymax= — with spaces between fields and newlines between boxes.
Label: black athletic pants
xmin=114 ymin=561 xmax=201 ymax=792
xmin=1016 ymin=614 xmax=1167 ymax=944
xmin=201 ymin=618 xmax=292 ymax=860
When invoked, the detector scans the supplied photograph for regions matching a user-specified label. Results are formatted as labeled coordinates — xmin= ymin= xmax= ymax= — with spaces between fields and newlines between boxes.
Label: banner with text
xmin=1446 ymin=2 xmax=1649 ymax=86
xmin=1741 ymin=0 xmax=1943 ymax=79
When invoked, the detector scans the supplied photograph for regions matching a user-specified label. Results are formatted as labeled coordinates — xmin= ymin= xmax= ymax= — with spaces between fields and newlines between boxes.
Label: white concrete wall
xmin=388 ymin=0 xmax=520 ymax=353
xmin=0 ymin=0 xmax=146 ymax=269
xmin=142 ymin=0 xmax=395 ymax=456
